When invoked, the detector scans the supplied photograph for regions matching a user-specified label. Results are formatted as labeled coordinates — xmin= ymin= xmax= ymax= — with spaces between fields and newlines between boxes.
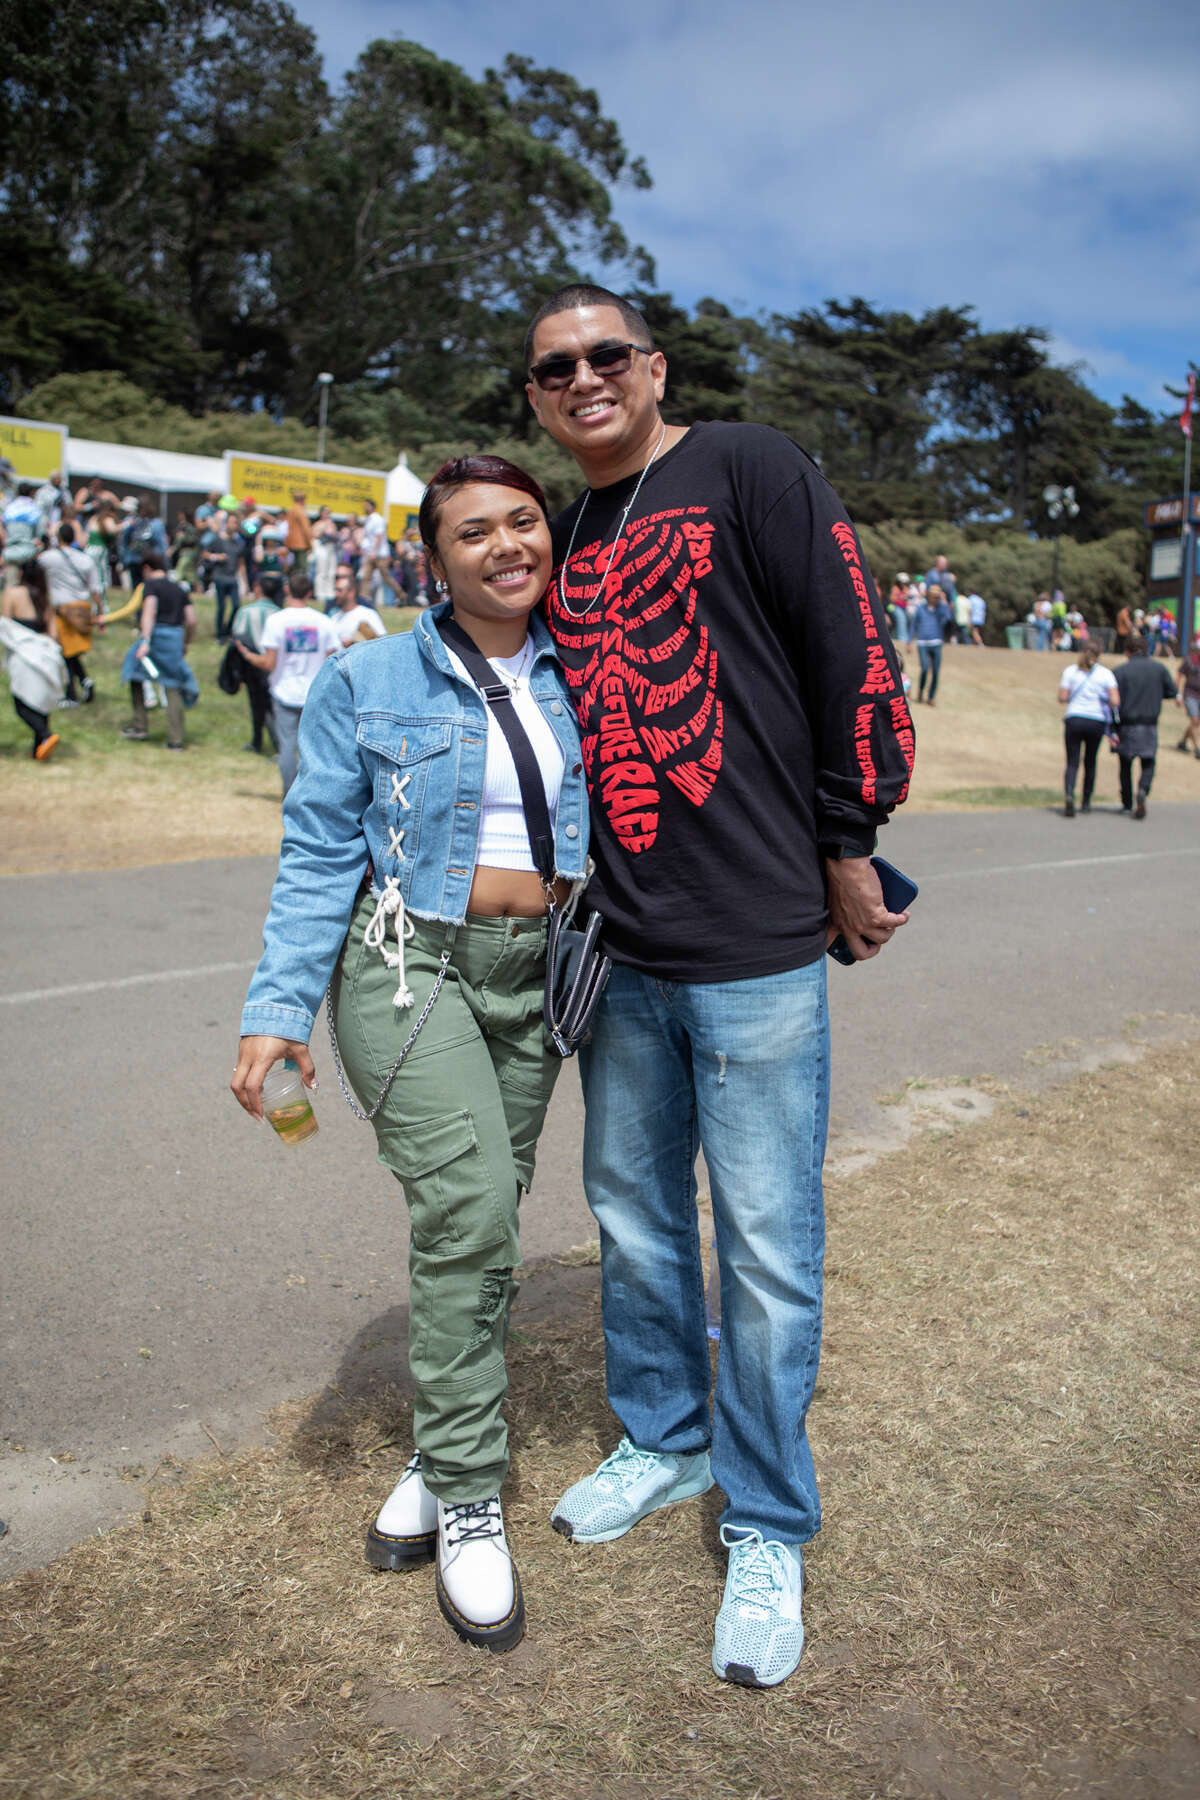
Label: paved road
xmin=3 ymin=802 xmax=1198 ymax=1574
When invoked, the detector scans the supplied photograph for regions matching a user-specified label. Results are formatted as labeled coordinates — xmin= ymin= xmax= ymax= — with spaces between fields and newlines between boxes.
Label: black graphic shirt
xmin=546 ymin=422 xmax=914 ymax=981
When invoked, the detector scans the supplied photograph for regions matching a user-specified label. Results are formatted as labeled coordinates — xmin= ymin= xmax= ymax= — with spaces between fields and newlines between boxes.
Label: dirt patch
xmin=0 ymin=753 xmax=283 ymax=873
xmin=2 ymin=1043 xmax=1196 ymax=1798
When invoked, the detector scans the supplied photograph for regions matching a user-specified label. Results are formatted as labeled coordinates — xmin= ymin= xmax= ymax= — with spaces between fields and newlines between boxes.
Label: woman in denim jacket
xmin=232 ymin=457 xmax=588 ymax=1655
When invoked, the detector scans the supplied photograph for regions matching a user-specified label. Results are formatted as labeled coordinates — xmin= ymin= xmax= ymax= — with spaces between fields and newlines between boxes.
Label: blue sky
xmin=293 ymin=0 xmax=1199 ymax=416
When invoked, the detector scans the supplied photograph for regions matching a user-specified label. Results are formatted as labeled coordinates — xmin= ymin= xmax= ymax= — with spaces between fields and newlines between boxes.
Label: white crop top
xmin=446 ymin=638 xmax=566 ymax=871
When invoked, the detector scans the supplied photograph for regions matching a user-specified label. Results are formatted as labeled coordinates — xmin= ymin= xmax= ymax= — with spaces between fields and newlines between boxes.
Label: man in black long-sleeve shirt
xmin=523 ymin=284 xmax=914 ymax=1689
xmin=1114 ymin=633 xmax=1179 ymax=817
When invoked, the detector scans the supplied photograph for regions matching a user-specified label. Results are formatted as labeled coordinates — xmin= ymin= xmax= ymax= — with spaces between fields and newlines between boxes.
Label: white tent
xmin=66 ymin=436 xmax=225 ymax=496
xmin=386 ymin=454 xmax=425 ymax=538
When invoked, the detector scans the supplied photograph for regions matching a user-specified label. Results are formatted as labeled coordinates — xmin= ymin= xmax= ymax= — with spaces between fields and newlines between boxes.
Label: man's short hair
xmin=288 ymin=572 xmax=314 ymax=601
xmin=524 ymin=285 xmax=654 ymax=369
xmin=1128 ymin=632 xmax=1148 ymax=655
xmin=141 ymin=551 xmax=164 ymax=573
xmin=56 ymin=522 xmax=75 ymax=545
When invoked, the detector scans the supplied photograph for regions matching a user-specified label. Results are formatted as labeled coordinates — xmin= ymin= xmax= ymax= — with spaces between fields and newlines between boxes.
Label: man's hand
xmin=231 ymin=1035 xmax=316 ymax=1120
xmin=824 ymin=856 xmax=909 ymax=961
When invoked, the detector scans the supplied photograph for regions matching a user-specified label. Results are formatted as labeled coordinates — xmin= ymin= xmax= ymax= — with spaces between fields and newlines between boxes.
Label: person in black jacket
xmin=1112 ymin=634 xmax=1180 ymax=818
xmin=523 ymin=283 xmax=914 ymax=1690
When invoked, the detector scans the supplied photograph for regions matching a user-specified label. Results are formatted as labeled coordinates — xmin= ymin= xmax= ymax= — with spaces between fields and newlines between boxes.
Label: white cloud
xmin=292 ymin=0 xmax=1200 ymax=406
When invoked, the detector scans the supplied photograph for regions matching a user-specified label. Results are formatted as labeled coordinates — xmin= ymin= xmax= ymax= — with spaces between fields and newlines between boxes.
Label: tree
xmin=1093 ymin=396 xmax=1190 ymax=534
xmin=746 ymin=299 xmax=973 ymax=522
xmin=2 ymin=0 xmax=327 ymax=410
xmin=0 ymin=222 xmax=206 ymax=409
xmin=271 ymin=42 xmax=654 ymax=424
xmin=943 ymin=329 xmax=1113 ymax=532
xmin=627 ymin=294 xmax=751 ymax=424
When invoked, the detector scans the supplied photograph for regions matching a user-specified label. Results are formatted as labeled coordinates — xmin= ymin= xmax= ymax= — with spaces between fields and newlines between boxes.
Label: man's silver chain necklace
xmin=557 ymin=424 xmax=668 ymax=620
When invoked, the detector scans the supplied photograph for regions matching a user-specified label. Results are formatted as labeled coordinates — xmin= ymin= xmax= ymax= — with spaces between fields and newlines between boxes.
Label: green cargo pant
xmin=331 ymin=893 xmax=560 ymax=1503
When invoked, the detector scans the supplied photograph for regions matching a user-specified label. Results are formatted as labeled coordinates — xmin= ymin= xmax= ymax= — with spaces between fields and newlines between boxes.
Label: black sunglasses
xmin=528 ymin=342 xmax=653 ymax=391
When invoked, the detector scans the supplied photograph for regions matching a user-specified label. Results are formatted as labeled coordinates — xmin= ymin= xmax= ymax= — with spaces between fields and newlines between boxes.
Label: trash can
xmin=1023 ymin=624 xmax=1040 ymax=650
xmin=1004 ymin=624 xmax=1024 ymax=650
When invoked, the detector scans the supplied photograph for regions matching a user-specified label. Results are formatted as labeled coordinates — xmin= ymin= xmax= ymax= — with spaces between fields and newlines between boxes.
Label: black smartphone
xmin=826 ymin=855 xmax=918 ymax=966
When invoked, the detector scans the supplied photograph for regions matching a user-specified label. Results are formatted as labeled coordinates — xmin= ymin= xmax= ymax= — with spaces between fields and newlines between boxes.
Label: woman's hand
xmin=231 ymin=1036 xmax=316 ymax=1120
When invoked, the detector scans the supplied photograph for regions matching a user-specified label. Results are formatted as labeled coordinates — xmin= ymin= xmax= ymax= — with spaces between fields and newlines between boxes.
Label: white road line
xmin=920 ymin=848 xmax=1200 ymax=882
xmin=3 ymin=851 xmax=1195 ymax=1004
xmin=1 ymin=960 xmax=258 ymax=1007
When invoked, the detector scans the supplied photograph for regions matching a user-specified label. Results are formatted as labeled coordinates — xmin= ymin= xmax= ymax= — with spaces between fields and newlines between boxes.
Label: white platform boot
xmin=365 ymin=1451 xmax=437 ymax=1570
xmin=435 ymin=1494 xmax=524 ymax=1652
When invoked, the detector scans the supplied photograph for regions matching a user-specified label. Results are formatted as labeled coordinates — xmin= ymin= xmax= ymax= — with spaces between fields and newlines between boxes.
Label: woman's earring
xmin=434 ymin=579 xmax=447 ymax=595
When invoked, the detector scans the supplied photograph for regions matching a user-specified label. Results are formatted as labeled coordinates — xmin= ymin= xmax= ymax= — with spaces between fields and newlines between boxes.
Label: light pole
xmin=1043 ymin=483 xmax=1080 ymax=605
xmin=316 ymin=372 xmax=334 ymax=463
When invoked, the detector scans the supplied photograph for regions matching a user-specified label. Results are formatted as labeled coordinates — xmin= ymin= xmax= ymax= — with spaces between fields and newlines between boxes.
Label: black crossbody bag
xmin=440 ymin=618 xmax=610 ymax=1057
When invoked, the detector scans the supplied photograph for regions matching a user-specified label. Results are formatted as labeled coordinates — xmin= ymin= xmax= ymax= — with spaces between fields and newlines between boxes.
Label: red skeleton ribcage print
xmin=551 ymin=506 xmax=723 ymax=854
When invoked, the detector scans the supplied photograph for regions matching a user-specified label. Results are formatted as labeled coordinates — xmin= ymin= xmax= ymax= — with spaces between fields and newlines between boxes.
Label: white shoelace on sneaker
xmin=597 ymin=1442 xmax=667 ymax=1489
xmin=723 ymin=1531 xmax=784 ymax=1616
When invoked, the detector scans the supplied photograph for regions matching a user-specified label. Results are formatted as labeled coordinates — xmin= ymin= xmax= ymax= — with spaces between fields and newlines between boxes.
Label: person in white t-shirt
xmin=1058 ymin=642 xmax=1119 ymax=818
xmin=332 ymin=564 xmax=388 ymax=645
xmin=237 ymin=572 xmax=340 ymax=796
xmin=358 ymin=497 xmax=402 ymax=606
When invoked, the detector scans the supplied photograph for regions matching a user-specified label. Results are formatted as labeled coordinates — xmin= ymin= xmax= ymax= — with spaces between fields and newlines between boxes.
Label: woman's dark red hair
xmin=418 ymin=455 xmax=548 ymax=555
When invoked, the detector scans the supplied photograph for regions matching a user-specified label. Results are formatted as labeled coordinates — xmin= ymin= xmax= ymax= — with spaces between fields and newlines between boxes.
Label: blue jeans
xmin=917 ymin=641 xmax=942 ymax=701
xmin=213 ymin=578 xmax=240 ymax=639
xmin=273 ymin=700 xmax=303 ymax=795
xmin=579 ymin=957 xmax=829 ymax=1544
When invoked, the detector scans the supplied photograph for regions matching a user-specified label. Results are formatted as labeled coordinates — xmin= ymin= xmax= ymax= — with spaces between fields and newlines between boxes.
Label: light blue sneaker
xmin=550 ymin=1436 xmax=714 ymax=1543
xmin=712 ymin=1524 xmax=805 ymax=1687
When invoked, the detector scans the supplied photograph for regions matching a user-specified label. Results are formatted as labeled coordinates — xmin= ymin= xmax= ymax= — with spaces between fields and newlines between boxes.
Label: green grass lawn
xmin=0 ymin=591 xmax=416 ymax=767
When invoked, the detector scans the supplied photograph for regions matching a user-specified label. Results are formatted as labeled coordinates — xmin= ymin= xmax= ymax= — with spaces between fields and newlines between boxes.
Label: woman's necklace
xmin=487 ymin=635 xmax=533 ymax=693
xmin=557 ymin=423 xmax=669 ymax=619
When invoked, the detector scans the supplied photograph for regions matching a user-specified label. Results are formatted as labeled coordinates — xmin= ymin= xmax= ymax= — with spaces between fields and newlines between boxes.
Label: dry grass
xmin=3 ymin=646 xmax=1198 ymax=877
xmin=0 ymin=749 xmax=284 ymax=872
xmin=2 ymin=1043 xmax=1196 ymax=1800
xmin=901 ymin=647 xmax=1199 ymax=812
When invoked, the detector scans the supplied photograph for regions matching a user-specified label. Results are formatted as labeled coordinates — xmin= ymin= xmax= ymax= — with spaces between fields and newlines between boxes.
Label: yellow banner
xmin=224 ymin=451 xmax=386 ymax=517
xmin=0 ymin=416 xmax=68 ymax=482
xmin=387 ymin=504 xmax=422 ymax=544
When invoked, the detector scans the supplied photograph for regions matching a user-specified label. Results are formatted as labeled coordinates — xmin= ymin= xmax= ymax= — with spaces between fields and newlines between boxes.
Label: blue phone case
xmin=827 ymin=855 xmax=918 ymax=966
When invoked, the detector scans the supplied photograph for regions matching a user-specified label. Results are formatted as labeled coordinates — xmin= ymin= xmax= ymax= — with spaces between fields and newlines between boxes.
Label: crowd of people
xmin=882 ymin=557 xmax=986 ymax=708
xmin=177 ymin=488 xmax=431 ymax=626
xmin=0 ymin=470 xmax=425 ymax=765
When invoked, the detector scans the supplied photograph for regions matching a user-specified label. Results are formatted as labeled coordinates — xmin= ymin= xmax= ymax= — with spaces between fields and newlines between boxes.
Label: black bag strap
xmin=438 ymin=616 xmax=556 ymax=886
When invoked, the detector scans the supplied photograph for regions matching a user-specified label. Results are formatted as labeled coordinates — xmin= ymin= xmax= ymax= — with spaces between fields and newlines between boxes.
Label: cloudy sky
xmin=294 ymin=0 xmax=1198 ymax=415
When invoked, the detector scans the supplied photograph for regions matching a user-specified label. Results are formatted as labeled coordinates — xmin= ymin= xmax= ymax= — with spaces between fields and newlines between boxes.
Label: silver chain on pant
xmin=325 ymin=948 xmax=452 ymax=1122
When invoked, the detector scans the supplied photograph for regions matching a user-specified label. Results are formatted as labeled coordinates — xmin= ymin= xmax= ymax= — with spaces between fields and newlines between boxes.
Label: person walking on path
xmin=912 ymin=584 xmax=952 ymax=704
xmin=2 ymin=484 xmax=43 ymax=582
xmin=523 ymin=283 xmax=914 ymax=1690
xmin=1175 ymin=634 xmax=1200 ymax=759
xmin=232 ymin=455 xmax=589 ymax=1655
xmin=1112 ymin=634 xmax=1179 ymax=819
xmin=119 ymin=553 xmax=198 ymax=749
xmin=236 ymin=572 xmax=340 ymax=796
xmin=39 ymin=522 xmax=102 ymax=706
xmin=1 ymin=558 xmax=64 ymax=758
xmin=1058 ymin=642 xmax=1119 ymax=817
xmin=200 ymin=512 xmax=243 ymax=640
xmin=359 ymin=497 xmax=402 ymax=606
xmin=312 ymin=505 xmax=339 ymax=609
xmin=228 ymin=579 xmax=280 ymax=755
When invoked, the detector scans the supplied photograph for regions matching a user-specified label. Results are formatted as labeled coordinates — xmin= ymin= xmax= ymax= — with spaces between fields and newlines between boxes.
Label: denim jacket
xmin=241 ymin=603 xmax=588 ymax=1042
